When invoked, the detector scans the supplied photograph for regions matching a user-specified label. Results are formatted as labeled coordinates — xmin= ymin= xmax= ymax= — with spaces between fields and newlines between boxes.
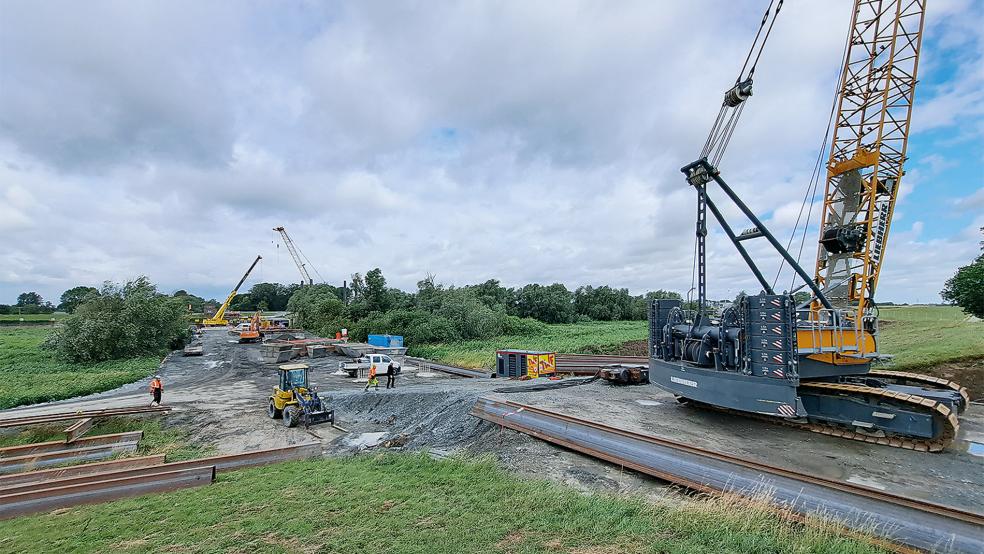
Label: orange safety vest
xmin=150 ymin=378 xmax=162 ymax=391
xmin=368 ymin=365 xmax=377 ymax=379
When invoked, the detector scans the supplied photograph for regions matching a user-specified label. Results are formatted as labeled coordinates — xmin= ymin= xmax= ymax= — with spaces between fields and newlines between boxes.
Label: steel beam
xmin=471 ymin=397 xmax=984 ymax=553
xmin=0 ymin=442 xmax=140 ymax=474
xmin=0 ymin=432 xmax=143 ymax=458
xmin=0 ymin=406 xmax=171 ymax=429
xmin=0 ymin=466 xmax=215 ymax=520
xmin=0 ymin=455 xmax=167 ymax=490
xmin=63 ymin=418 xmax=94 ymax=443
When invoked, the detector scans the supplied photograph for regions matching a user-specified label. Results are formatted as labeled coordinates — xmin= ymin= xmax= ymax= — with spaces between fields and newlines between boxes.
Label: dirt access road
xmin=0 ymin=329 xmax=424 ymax=453
xmin=0 ymin=329 xmax=507 ymax=457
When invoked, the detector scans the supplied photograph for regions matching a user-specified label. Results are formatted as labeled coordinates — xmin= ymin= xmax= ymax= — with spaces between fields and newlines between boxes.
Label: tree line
xmin=286 ymin=268 xmax=683 ymax=344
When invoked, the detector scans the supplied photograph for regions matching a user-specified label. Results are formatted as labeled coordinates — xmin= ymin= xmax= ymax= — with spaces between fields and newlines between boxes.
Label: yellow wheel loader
xmin=268 ymin=364 xmax=334 ymax=428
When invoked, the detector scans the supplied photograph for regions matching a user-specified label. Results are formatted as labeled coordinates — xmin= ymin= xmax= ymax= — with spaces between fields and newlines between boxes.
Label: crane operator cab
xmin=268 ymin=364 xmax=334 ymax=428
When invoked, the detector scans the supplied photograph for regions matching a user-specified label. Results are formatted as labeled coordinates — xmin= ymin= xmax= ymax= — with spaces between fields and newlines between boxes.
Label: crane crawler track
xmin=798 ymin=381 xmax=959 ymax=452
xmin=685 ymin=381 xmax=960 ymax=452
xmin=866 ymin=369 xmax=970 ymax=412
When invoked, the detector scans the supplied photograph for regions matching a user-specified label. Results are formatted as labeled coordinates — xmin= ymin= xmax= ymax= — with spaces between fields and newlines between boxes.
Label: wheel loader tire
xmin=284 ymin=405 xmax=300 ymax=428
xmin=268 ymin=400 xmax=281 ymax=419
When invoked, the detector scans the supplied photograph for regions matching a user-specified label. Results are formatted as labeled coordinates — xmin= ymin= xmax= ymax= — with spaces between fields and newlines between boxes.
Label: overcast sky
xmin=1 ymin=0 xmax=982 ymax=306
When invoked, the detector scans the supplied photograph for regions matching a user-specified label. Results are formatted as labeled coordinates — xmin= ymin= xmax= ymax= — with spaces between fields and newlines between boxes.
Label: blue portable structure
xmin=367 ymin=334 xmax=404 ymax=348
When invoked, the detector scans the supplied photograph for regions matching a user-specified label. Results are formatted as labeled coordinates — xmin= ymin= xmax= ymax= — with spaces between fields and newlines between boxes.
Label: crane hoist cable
xmin=700 ymin=0 xmax=784 ymax=167
xmin=772 ymin=14 xmax=854 ymax=293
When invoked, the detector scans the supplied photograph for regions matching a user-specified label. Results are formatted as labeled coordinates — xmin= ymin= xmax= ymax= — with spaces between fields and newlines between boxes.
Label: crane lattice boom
xmin=274 ymin=226 xmax=313 ymax=285
xmin=815 ymin=0 xmax=926 ymax=322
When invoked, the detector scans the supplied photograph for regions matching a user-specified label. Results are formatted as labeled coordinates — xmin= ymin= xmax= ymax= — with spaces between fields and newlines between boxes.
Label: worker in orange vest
xmin=364 ymin=364 xmax=379 ymax=391
xmin=149 ymin=375 xmax=163 ymax=406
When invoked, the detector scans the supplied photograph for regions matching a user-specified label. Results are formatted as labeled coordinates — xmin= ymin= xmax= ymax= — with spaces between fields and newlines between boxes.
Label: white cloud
xmin=0 ymin=1 xmax=979 ymax=305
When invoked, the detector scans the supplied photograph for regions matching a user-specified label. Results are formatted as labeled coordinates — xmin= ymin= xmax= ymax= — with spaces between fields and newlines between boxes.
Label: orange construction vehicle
xmin=239 ymin=311 xmax=264 ymax=343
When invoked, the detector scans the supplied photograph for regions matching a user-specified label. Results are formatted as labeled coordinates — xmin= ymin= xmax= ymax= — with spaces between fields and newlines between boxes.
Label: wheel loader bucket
xmin=304 ymin=409 xmax=334 ymax=427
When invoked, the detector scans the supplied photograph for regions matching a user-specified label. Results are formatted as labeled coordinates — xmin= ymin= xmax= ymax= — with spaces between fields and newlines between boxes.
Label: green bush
xmin=43 ymin=277 xmax=189 ymax=363
xmin=501 ymin=315 xmax=549 ymax=336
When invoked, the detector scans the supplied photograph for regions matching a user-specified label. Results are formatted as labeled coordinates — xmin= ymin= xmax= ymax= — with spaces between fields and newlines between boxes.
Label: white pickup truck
xmin=339 ymin=353 xmax=402 ymax=377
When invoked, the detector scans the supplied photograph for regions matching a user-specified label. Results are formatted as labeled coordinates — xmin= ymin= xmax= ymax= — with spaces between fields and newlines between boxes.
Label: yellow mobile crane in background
xmin=648 ymin=0 xmax=969 ymax=452
xmin=201 ymin=255 xmax=262 ymax=327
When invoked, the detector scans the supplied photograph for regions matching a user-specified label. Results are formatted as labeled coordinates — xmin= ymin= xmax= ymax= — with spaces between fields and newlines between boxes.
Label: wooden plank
xmin=63 ymin=418 xmax=94 ymax=444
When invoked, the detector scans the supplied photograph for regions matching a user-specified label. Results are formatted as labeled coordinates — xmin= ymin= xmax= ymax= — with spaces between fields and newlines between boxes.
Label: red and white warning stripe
xmin=771 ymin=313 xmax=782 ymax=321
xmin=778 ymin=404 xmax=796 ymax=417
xmin=771 ymin=298 xmax=781 ymax=307
xmin=772 ymin=354 xmax=784 ymax=363
xmin=772 ymin=369 xmax=785 ymax=378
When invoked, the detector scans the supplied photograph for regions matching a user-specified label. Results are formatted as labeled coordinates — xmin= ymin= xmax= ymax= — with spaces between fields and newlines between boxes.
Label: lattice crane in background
xmin=646 ymin=0 xmax=971 ymax=452
xmin=274 ymin=226 xmax=313 ymax=286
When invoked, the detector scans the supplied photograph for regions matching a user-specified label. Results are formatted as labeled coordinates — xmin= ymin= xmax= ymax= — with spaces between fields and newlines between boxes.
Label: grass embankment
xmin=876 ymin=305 xmax=984 ymax=368
xmin=0 ymin=453 xmax=882 ymax=554
xmin=876 ymin=305 xmax=984 ymax=398
xmin=0 ymin=416 xmax=206 ymax=461
xmin=0 ymin=327 xmax=159 ymax=410
xmin=411 ymin=320 xmax=647 ymax=369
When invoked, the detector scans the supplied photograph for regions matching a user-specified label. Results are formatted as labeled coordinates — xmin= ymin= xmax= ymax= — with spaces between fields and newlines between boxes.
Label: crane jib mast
xmin=274 ymin=226 xmax=314 ymax=286
xmin=203 ymin=254 xmax=262 ymax=326
xmin=645 ymin=0 xmax=970 ymax=452
xmin=815 ymin=0 xmax=926 ymax=325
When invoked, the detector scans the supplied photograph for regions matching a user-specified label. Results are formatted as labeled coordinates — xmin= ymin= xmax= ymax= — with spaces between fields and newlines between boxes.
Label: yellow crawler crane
xmin=648 ymin=0 xmax=969 ymax=452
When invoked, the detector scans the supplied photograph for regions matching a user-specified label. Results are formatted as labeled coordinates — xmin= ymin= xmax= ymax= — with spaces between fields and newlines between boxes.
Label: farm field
xmin=0 ymin=453 xmax=883 ymax=554
xmin=0 ymin=327 xmax=159 ymax=410
xmin=0 ymin=313 xmax=66 ymax=325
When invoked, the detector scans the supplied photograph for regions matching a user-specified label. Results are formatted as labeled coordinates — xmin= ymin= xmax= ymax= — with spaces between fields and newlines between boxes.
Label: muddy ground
xmin=2 ymin=328 xmax=981 ymax=512
xmin=919 ymin=358 xmax=984 ymax=401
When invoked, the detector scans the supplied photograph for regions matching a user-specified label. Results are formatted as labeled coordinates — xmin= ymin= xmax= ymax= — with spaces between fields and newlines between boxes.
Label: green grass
xmin=0 ymin=313 xmax=66 ymax=326
xmin=0 ymin=313 xmax=67 ymax=321
xmin=0 ymin=453 xmax=883 ymax=554
xmin=0 ymin=327 xmax=160 ymax=410
xmin=876 ymin=305 xmax=984 ymax=370
xmin=0 ymin=417 xmax=207 ymax=461
xmin=411 ymin=320 xmax=647 ymax=368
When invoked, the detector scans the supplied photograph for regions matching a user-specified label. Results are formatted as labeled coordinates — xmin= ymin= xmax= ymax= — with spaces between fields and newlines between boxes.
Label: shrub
xmin=501 ymin=315 xmax=549 ymax=336
xmin=44 ymin=277 xmax=189 ymax=363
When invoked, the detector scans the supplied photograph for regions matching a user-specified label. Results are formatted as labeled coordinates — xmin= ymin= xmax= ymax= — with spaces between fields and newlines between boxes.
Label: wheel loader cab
xmin=281 ymin=367 xmax=308 ymax=391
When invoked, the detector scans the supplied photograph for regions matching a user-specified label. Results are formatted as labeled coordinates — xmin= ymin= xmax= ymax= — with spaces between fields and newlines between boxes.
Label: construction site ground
xmin=2 ymin=328 xmax=981 ymax=515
